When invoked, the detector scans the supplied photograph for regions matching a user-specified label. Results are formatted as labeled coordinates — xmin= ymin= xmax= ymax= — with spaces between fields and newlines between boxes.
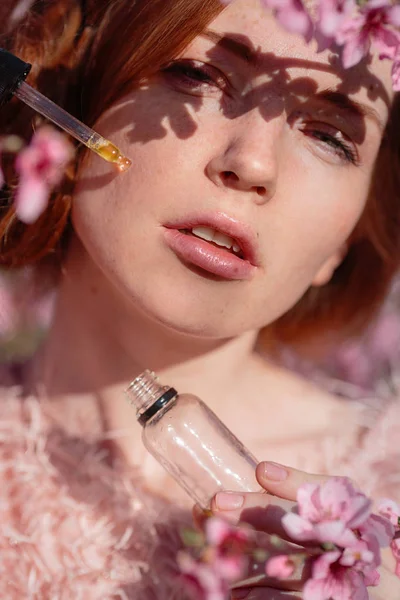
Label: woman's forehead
xmin=201 ymin=0 xmax=394 ymax=123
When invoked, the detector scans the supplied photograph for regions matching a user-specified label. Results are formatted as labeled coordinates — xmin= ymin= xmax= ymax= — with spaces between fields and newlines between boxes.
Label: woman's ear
xmin=311 ymin=243 xmax=348 ymax=287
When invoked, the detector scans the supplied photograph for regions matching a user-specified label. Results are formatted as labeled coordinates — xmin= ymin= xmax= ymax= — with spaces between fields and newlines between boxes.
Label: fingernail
xmin=215 ymin=491 xmax=244 ymax=510
xmin=261 ymin=461 xmax=288 ymax=481
xmin=231 ymin=588 xmax=250 ymax=599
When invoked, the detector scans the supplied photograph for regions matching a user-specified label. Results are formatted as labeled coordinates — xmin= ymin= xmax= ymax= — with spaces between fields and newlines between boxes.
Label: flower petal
xmin=360 ymin=514 xmax=395 ymax=547
xmin=297 ymin=483 xmax=321 ymax=520
xmin=282 ymin=512 xmax=315 ymax=541
xmin=14 ymin=177 xmax=49 ymax=224
xmin=341 ymin=33 xmax=370 ymax=68
xmin=265 ymin=555 xmax=295 ymax=579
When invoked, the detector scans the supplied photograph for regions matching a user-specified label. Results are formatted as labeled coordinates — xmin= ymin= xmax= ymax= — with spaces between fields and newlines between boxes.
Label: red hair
xmin=0 ymin=0 xmax=224 ymax=265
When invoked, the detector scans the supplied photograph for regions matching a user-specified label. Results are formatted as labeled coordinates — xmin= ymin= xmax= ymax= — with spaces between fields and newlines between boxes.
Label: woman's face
xmin=72 ymin=0 xmax=394 ymax=339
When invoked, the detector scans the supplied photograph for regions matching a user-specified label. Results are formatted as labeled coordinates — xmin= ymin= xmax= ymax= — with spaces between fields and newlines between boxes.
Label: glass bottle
xmin=126 ymin=370 xmax=262 ymax=508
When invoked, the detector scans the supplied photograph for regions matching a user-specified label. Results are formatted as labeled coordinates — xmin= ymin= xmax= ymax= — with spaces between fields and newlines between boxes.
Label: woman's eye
xmin=302 ymin=123 xmax=359 ymax=166
xmin=162 ymin=60 xmax=228 ymax=94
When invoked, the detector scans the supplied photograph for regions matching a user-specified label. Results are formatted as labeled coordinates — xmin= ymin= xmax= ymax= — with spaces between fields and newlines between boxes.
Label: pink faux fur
xmin=0 ymin=368 xmax=399 ymax=598
xmin=0 ymin=380 xmax=191 ymax=599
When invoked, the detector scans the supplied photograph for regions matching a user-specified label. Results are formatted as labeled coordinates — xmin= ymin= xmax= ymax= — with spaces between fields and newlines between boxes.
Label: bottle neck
xmin=125 ymin=369 xmax=177 ymax=425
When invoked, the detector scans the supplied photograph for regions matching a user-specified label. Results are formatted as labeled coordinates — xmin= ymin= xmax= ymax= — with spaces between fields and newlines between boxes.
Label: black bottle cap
xmin=0 ymin=48 xmax=31 ymax=108
xmin=138 ymin=387 xmax=177 ymax=425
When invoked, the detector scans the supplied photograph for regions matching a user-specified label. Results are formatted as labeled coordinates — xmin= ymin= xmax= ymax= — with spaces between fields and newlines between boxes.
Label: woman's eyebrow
xmin=202 ymin=30 xmax=256 ymax=64
xmin=202 ymin=31 xmax=384 ymax=133
xmin=317 ymin=90 xmax=385 ymax=132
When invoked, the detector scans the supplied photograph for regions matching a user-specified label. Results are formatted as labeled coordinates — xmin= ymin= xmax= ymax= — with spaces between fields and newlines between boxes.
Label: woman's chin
xmin=128 ymin=289 xmax=253 ymax=340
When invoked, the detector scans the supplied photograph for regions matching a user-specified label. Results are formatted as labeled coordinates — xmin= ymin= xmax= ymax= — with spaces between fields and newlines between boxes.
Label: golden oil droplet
xmin=116 ymin=156 xmax=132 ymax=172
xmin=96 ymin=142 xmax=120 ymax=162
xmin=93 ymin=141 xmax=132 ymax=172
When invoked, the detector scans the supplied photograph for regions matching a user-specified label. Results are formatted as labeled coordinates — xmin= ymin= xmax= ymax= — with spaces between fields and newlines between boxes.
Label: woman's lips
xmin=163 ymin=228 xmax=256 ymax=280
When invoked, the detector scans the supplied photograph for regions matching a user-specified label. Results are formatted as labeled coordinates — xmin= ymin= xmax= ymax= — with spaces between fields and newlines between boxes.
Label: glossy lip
xmin=163 ymin=212 xmax=260 ymax=267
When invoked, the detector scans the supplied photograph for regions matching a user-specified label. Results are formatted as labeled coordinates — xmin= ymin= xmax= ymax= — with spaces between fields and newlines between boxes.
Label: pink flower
xmin=378 ymin=499 xmax=400 ymax=575
xmin=303 ymin=551 xmax=370 ymax=600
xmin=9 ymin=0 xmax=35 ymax=24
xmin=179 ymin=518 xmax=252 ymax=599
xmin=359 ymin=513 xmax=395 ymax=549
xmin=261 ymin=0 xmax=313 ymax=42
xmin=391 ymin=538 xmax=400 ymax=577
xmin=315 ymin=0 xmax=356 ymax=50
xmin=377 ymin=499 xmax=400 ymax=528
xmin=339 ymin=540 xmax=374 ymax=568
xmin=265 ymin=555 xmax=295 ymax=578
xmin=392 ymin=54 xmax=400 ymax=91
xmin=14 ymin=127 xmax=73 ymax=224
xmin=339 ymin=536 xmax=380 ymax=585
xmin=177 ymin=552 xmax=229 ymax=600
xmin=282 ymin=478 xmax=371 ymax=546
xmin=205 ymin=517 xmax=251 ymax=581
xmin=336 ymin=0 xmax=400 ymax=69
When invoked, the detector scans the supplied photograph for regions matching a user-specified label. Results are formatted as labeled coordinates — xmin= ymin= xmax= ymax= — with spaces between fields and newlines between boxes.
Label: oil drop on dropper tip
xmin=0 ymin=48 xmax=131 ymax=171
xmin=126 ymin=370 xmax=262 ymax=508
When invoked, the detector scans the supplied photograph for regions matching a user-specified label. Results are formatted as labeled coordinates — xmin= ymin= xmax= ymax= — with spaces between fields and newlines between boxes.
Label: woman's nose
xmin=205 ymin=112 xmax=282 ymax=205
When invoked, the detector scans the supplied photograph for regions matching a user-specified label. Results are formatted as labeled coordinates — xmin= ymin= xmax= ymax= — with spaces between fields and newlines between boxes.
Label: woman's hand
xmin=199 ymin=462 xmax=400 ymax=600
xmin=209 ymin=462 xmax=330 ymax=599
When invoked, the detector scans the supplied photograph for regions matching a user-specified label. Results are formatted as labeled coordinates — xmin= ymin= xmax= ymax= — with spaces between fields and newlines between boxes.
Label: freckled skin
xmin=71 ymin=0 xmax=393 ymax=340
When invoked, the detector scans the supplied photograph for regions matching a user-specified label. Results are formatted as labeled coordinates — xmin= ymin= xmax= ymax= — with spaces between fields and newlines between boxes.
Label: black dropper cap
xmin=0 ymin=48 xmax=31 ymax=108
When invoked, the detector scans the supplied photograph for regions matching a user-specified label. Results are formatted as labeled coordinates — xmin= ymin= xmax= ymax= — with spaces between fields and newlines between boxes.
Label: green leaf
xmin=253 ymin=548 xmax=269 ymax=562
xmin=180 ymin=528 xmax=205 ymax=548
xmin=320 ymin=542 xmax=336 ymax=552
xmin=269 ymin=535 xmax=283 ymax=548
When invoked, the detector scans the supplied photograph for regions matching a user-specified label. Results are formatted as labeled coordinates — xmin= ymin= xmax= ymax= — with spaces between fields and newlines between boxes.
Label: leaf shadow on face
xmin=107 ymin=33 xmax=389 ymax=139
xmin=80 ymin=31 xmax=392 ymax=194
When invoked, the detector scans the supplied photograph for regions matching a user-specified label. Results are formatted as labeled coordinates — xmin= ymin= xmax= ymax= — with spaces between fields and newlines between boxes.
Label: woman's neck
xmin=29 ymin=241 xmax=262 ymax=433
xmin=26 ymin=244 xmax=351 ymax=482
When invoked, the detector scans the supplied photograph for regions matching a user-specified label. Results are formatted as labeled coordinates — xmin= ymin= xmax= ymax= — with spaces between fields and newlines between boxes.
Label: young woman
xmin=0 ymin=0 xmax=399 ymax=597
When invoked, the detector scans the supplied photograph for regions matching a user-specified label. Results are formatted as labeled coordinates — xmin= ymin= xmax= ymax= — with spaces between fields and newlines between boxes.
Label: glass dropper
xmin=14 ymin=82 xmax=131 ymax=172
xmin=0 ymin=47 xmax=131 ymax=172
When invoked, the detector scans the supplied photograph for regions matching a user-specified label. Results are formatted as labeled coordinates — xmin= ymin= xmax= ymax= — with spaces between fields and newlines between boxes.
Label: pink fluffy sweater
xmin=1 ymin=366 xmax=400 ymax=599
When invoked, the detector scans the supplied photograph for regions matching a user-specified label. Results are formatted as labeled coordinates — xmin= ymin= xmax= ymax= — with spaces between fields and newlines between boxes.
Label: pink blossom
xmin=339 ymin=540 xmax=374 ymax=568
xmin=359 ymin=513 xmax=395 ymax=549
xmin=205 ymin=517 xmax=251 ymax=581
xmin=392 ymin=54 xmax=400 ymax=91
xmin=315 ymin=0 xmax=356 ymax=50
xmin=391 ymin=538 xmax=400 ymax=577
xmin=261 ymin=0 xmax=313 ymax=42
xmin=303 ymin=551 xmax=370 ymax=600
xmin=378 ymin=499 xmax=400 ymax=575
xmin=339 ymin=535 xmax=380 ymax=585
xmin=177 ymin=520 xmax=251 ymax=599
xmin=351 ymin=526 xmax=384 ymax=586
xmin=9 ymin=0 xmax=35 ymax=24
xmin=177 ymin=552 xmax=229 ymax=600
xmin=377 ymin=498 xmax=400 ymax=528
xmin=336 ymin=0 xmax=400 ymax=69
xmin=282 ymin=478 xmax=371 ymax=546
xmin=14 ymin=127 xmax=73 ymax=224
xmin=265 ymin=555 xmax=295 ymax=578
